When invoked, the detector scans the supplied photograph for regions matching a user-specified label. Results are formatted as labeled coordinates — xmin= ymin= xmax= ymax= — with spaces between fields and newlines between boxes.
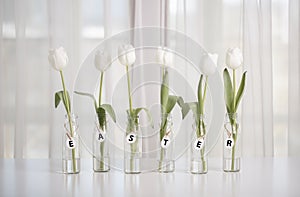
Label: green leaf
xmin=223 ymin=68 xmax=234 ymax=113
xmin=55 ymin=91 xmax=63 ymax=108
xmin=100 ymin=104 xmax=116 ymax=123
xmin=181 ymin=103 xmax=191 ymax=119
xmin=96 ymin=107 xmax=106 ymax=128
xmin=74 ymin=91 xmax=97 ymax=110
xmin=197 ymin=74 xmax=204 ymax=105
xmin=132 ymin=107 xmax=154 ymax=128
xmin=177 ymin=96 xmax=185 ymax=108
xmin=179 ymin=102 xmax=200 ymax=120
xmin=235 ymin=71 xmax=247 ymax=112
xmin=198 ymin=74 xmax=204 ymax=113
xmin=160 ymin=70 xmax=169 ymax=113
xmin=54 ymin=90 xmax=71 ymax=112
xmin=165 ymin=95 xmax=178 ymax=114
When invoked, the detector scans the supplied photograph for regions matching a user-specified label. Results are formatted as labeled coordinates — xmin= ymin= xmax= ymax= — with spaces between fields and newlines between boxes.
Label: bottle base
xmin=223 ymin=158 xmax=240 ymax=172
xmin=158 ymin=160 xmax=175 ymax=173
xmin=190 ymin=159 xmax=208 ymax=174
xmin=124 ymin=158 xmax=141 ymax=174
xmin=62 ymin=159 xmax=80 ymax=174
xmin=93 ymin=157 xmax=110 ymax=172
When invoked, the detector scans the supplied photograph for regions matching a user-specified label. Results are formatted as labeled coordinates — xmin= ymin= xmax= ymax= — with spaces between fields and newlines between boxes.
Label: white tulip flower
xmin=226 ymin=47 xmax=243 ymax=70
xmin=48 ymin=47 xmax=69 ymax=71
xmin=118 ymin=44 xmax=136 ymax=66
xmin=94 ymin=50 xmax=112 ymax=72
xmin=200 ymin=53 xmax=218 ymax=76
xmin=157 ymin=47 xmax=173 ymax=66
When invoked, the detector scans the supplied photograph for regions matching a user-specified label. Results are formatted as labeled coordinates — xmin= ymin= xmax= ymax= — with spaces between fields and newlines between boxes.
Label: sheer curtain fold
xmin=242 ymin=0 xmax=273 ymax=156
xmin=288 ymin=0 xmax=300 ymax=156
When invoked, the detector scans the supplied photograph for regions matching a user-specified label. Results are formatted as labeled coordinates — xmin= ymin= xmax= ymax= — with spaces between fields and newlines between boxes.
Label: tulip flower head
xmin=200 ymin=53 xmax=218 ymax=76
xmin=94 ymin=50 xmax=112 ymax=72
xmin=226 ymin=47 xmax=243 ymax=70
xmin=118 ymin=44 xmax=136 ymax=66
xmin=157 ymin=47 xmax=173 ymax=66
xmin=48 ymin=47 xmax=69 ymax=71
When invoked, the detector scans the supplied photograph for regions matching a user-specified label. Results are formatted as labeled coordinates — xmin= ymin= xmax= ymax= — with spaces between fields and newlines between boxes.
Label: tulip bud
xmin=48 ymin=47 xmax=68 ymax=71
xmin=200 ymin=53 xmax=218 ymax=76
xmin=226 ymin=47 xmax=243 ymax=70
xmin=118 ymin=44 xmax=136 ymax=66
xmin=94 ymin=50 xmax=111 ymax=72
xmin=157 ymin=47 xmax=173 ymax=66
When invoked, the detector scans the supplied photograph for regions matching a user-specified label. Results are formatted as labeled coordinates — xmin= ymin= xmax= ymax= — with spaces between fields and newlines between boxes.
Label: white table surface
xmin=0 ymin=158 xmax=299 ymax=197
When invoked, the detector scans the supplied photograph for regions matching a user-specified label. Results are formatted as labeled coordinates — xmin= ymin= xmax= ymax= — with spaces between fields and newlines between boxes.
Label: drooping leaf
xmin=100 ymin=104 xmax=116 ymax=123
xmin=235 ymin=71 xmax=247 ymax=112
xmin=55 ymin=90 xmax=71 ymax=112
xmin=74 ymin=91 xmax=97 ymax=110
xmin=181 ymin=103 xmax=191 ymax=119
xmin=132 ymin=107 xmax=154 ymax=128
xmin=160 ymin=69 xmax=169 ymax=113
xmin=165 ymin=95 xmax=178 ymax=114
xmin=223 ymin=68 xmax=234 ymax=113
xmin=177 ymin=96 xmax=185 ymax=108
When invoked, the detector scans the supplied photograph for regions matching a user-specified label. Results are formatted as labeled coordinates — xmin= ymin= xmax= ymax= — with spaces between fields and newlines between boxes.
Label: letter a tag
xmin=96 ymin=130 xmax=106 ymax=142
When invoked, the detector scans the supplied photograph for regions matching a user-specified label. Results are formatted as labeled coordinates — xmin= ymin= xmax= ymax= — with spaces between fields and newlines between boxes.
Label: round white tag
xmin=66 ymin=138 xmax=76 ymax=149
xmin=193 ymin=138 xmax=205 ymax=151
xmin=96 ymin=131 xmax=106 ymax=142
xmin=225 ymin=137 xmax=234 ymax=149
xmin=161 ymin=136 xmax=171 ymax=149
xmin=126 ymin=132 xmax=137 ymax=144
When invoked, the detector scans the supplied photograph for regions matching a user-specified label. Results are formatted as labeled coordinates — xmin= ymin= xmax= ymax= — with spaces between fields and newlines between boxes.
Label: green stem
xmin=59 ymin=71 xmax=76 ymax=172
xmin=126 ymin=65 xmax=133 ymax=114
xmin=233 ymin=69 xmax=236 ymax=110
xmin=158 ymin=118 xmax=168 ymax=171
xmin=199 ymin=118 xmax=207 ymax=172
xmin=98 ymin=71 xmax=105 ymax=171
xmin=231 ymin=69 xmax=237 ymax=171
xmin=125 ymin=65 xmax=135 ymax=172
xmin=99 ymin=71 xmax=104 ymax=106
xmin=230 ymin=119 xmax=237 ymax=171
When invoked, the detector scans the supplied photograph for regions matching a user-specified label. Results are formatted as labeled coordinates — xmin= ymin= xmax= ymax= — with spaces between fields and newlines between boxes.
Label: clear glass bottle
xmin=124 ymin=113 xmax=142 ymax=174
xmin=62 ymin=114 xmax=80 ymax=174
xmin=190 ymin=114 xmax=207 ymax=174
xmin=158 ymin=113 xmax=175 ymax=173
xmin=223 ymin=113 xmax=240 ymax=172
xmin=93 ymin=115 xmax=110 ymax=172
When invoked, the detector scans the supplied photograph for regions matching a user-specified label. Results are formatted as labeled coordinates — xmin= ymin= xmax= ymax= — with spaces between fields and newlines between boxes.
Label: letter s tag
xmin=66 ymin=138 xmax=76 ymax=149
xmin=126 ymin=132 xmax=137 ymax=144
xmin=161 ymin=136 xmax=171 ymax=149
xmin=225 ymin=137 xmax=234 ymax=149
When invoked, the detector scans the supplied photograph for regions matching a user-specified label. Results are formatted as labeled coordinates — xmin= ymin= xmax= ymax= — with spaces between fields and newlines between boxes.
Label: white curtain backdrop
xmin=0 ymin=0 xmax=298 ymax=159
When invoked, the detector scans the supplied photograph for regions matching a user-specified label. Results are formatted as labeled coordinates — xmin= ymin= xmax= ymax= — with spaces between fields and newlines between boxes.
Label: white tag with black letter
xmin=161 ymin=136 xmax=171 ymax=149
xmin=96 ymin=130 xmax=106 ymax=142
xmin=194 ymin=138 xmax=205 ymax=151
xmin=66 ymin=138 xmax=76 ymax=149
xmin=225 ymin=137 xmax=234 ymax=149
xmin=126 ymin=132 xmax=137 ymax=144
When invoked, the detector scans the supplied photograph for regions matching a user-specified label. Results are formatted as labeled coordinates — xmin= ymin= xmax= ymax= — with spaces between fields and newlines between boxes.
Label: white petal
xmin=226 ymin=47 xmax=243 ymax=70
xmin=200 ymin=53 xmax=218 ymax=76
xmin=48 ymin=47 xmax=68 ymax=71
